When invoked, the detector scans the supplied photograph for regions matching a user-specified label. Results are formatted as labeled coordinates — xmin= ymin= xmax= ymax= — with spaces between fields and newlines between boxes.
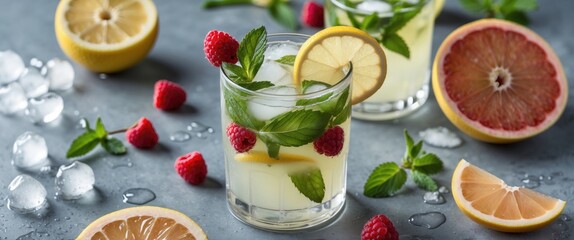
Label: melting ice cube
xmin=265 ymin=43 xmax=300 ymax=60
xmin=253 ymin=60 xmax=292 ymax=86
xmin=0 ymin=82 xmax=28 ymax=114
xmin=24 ymin=92 xmax=64 ymax=123
xmin=0 ymin=50 xmax=26 ymax=84
xmin=248 ymin=85 xmax=298 ymax=121
xmin=357 ymin=0 xmax=392 ymax=13
xmin=44 ymin=58 xmax=74 ymax=91
xmin=7 ymin=174 xmax=48 ymax=214
xmin=12 ymin=132 xmax=49 ymax=171
xmin=18 ymin=67 xmax=49 ymax=98
xmin=55 ymin=161 xmax=95 ymax=200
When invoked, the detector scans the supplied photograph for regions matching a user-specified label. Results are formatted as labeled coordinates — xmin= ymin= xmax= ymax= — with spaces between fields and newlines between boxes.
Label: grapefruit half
xmin=433 ymin=19 xmax=568 ymax=143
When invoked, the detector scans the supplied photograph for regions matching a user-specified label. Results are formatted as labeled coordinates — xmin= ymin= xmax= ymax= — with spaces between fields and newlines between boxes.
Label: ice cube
xmin=55 ymin=161 xmax=95 ymax=200
xmin=44 ymin=58 xmax=74 ymax=91
xmin=253 ymin=60 xmax=291 ymax=86
xmin=7 ymin=174 xmax=48 ymax=214
xmin=357 ymin=0 xmax=392 ymax=13
xmin=247 ymin=86 xmax=298 ymax=120
xmin=30 ymin=58 xmax=44 ymax=69
xmin=0 ymin=82 xmax=28 ymax=114
xmin=0 ymin=50 xmax=25 ymax=84
xmin=24 ymin=92 xmax=64 ymax=123
xmin=303 ymin=83 xmax=328 ymax=94
xmin=418 ymin=127 xmax=462 ymax=148
xmin=12 ymin=132 xmax=49 ymax=171
xmin=18 ymin=68 xmax=49 ymax=98
xmin=265 ymin=43 xmax=300 ymax=60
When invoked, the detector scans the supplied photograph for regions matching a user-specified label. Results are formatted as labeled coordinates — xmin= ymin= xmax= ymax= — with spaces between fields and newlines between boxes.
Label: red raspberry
xmin=361 ymin=214 xmax=399 ymax=240
xmin=226 ymin=123 xmax=256 ymax=153
xmin=301 ymin=1 xmax=324 ymax=28
xmin=203 ymin=30 xmax=239 ymax=67
xmin=153 ymin=80 xmax=187 ymax=110
xmin=126 ymin=117 xmax=159 ymax=149
xmin=175 ymin=151 xmax=208 ymax=185
xmin=313 ymin=126 xmax=344 ymax=156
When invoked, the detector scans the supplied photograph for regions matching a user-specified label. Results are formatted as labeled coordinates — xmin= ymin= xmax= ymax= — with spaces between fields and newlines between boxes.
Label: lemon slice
xmin=235 ymin=151 xmax=314 ymax=165
xmin=55 ymin=0 xmax=158 ymax=73
xmin=77 ymin=206 xmax=207 ymax=239
xmin=293 ymin=26 xmax=387 ymax=104
xmin=452 ymin=159 xmax=566 ymax=232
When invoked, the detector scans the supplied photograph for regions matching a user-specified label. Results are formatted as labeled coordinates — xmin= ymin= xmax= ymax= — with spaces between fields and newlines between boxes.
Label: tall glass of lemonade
xmin=220 ymin=33 xmax=352 ymax=231
xmin=325 ymin=0 xmax=435 ymax=120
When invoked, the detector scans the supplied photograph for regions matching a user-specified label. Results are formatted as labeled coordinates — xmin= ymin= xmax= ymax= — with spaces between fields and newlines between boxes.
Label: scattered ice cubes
xmin=0 ymin=50 xmax=26 ymax=84
xmin=253 ymin=60 xmax=291 ymax=86
xmin=265 ymin=43 xmax=300 ymax=60
xmin=12 ymin=132 xmax=49 ymax=171
xmin=247 ymin=85 xmax=298 ymax=120
xmin=55 ymin=161 xmax=95 ymax=200
xmin=357 ymin=0 xmax=392 ymax=13
xmin=18 ymin=68 xmax=49 ymax=98
xmin=7 ymin=175 xmax=48 ymax=214
xmin=24 ymin=92 xmax=64 ymax=123
xmin=44 ymin=58 xmax=74 ymax=91
xmin=419 ymin=127 xmax=462 ymax=148
xmin=423 ymin=191 xmax=446 ymax=205
xmin=0 ymin=82 xmax=28 ymax=114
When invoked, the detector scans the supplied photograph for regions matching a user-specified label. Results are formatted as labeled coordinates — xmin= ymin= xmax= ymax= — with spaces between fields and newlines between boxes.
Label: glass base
xmin=227 ymin=190 xmax=346 ymax=232
xmin=352 ymin=84 xmax=429 ymax=121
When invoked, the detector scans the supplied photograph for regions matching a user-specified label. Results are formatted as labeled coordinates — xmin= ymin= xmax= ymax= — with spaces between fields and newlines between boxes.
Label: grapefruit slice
xmin=77 ymin=206 xmax=207 ymax=239
xmin=432 ymin=19 xmax=568 ymax=143
xmin=452 ymin=159 xmax=566 ymax=232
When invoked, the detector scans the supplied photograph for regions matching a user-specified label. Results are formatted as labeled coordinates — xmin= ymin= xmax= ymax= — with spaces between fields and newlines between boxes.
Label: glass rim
xmin=329 ymin=0 xmax=431 ymax=17
xmin=220 ymin=33 xmax=353 ymax=101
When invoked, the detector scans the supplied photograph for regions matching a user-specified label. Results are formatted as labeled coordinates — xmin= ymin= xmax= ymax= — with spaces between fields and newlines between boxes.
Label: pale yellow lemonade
xmin=326 ymin=0 xmax=435 ymax=120
xmin=220 ymin=34 xmax=352 ymax=230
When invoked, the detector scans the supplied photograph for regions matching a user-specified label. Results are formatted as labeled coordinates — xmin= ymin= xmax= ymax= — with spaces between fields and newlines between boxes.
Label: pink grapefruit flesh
xmin=433 ymin=19 xmax=568 ymax=143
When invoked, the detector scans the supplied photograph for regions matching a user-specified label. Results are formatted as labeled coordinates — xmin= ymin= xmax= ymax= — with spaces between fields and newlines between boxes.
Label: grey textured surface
xmin=1 ymin=0 xmax=574 ymax=239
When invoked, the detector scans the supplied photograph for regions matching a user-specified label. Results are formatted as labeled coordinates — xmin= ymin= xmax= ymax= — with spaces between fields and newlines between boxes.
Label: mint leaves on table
xmin=363 ymin=130 xmax=443 ymax=198
xmin=459 ymin=0 xmax=538 ymax=25
xmin=202 ymin=0 xmax=298 ymax=30
xmin=67 ymin=118 xmax=127 ymax=158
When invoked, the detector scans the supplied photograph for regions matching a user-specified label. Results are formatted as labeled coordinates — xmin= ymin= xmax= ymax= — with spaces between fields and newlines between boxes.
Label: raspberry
xmin=175 ymin=151 xmax=208 ymax=185
xmin=203 ymin=30 xmax=239 ymax=67
xmin=361 ymin=214 xmax=399 ymax=240
xmin=313 ymin=126 xmax=344 ymax=156
xmin=153 ymin=80 xmax=187 ymax=110
xmin=226 ymin=123 xmax=256 ymax=153
xmin=301 ymin=1 xmax=324 ymax=28
xmin=126 ymin=117 xmax=159 ymax=149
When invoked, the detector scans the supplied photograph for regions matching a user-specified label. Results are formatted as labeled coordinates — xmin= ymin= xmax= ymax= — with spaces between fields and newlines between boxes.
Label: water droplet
xmin=207 ymin=127 xmax=214 ymax=133
xmin=72 ymin=110 xmax=80 ymax=116
xmin=520 ymin=174 xmax=541 ymax=189
xmin=106 ymin=157 xmax=134 ymax=169
xmin=408 ymin=212 xmax=446 ymax=229
xmin=438 ymin=186 xmax=449 ymax=193
xmin=187 ymin=121 xmax=210 ymax=133
xmin=560 ymin=214 xmax=571 ymax=222
xmin=196 ymin=132 xmax=207 ymax=139
xmin=122 ymin=188 xmax=156 ymax=205
xmin=64 ymin=216 xmax=70 ymax=221
xmin=423 ymin=191 xmax=446 ymax=205
xmin=99 ymin=73 xmax=107 ymax=79
xmin=169 ymin=131 xmax=191 ymax=142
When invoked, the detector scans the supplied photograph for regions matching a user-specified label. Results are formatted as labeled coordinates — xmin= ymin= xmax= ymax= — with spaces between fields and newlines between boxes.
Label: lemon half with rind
xmin=293 ymin=26 xmax=387 ymax=105
xmin=55 ymin=0 xmax=159 ymax=73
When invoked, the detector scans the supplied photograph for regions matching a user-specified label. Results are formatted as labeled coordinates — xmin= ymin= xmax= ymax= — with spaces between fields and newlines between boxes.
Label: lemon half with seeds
xmin=293 ymin=26 xmax=387 ymax=105
xmin=55 ymin=0 xmax=158 ymax=73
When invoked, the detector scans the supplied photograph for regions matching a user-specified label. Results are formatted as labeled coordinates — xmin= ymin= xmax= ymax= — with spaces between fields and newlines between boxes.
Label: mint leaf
xmin=238 ymin=81 xmax=275 ymax=91
xmin=301 ymin=80 xmax=332 ymax=93
xmin=331 ymin=103 xmax=351 ymax=126
xmin=102 ymin=137 xmax=127 ymax=155
xmin=511 ymin=0 xmax=537 ymax=11
xmin=459 ymin=0 xmax=486 ymax=13
xmin=385 ymin=1 xmax=424 ymax=34
xmin=275 ymin=55 xmax=296 ymax=66
xmin=296 ymin=93 xmax=333 ymax=107
xmin=289 ymin=167 xmax=325 ymax=203
xmin=361 ymin=13 xmax=380 ymax=32
xmin=269 ymin=0 xmax=298 ymax=30
xmin=503 ymin=11 xmax=529 ymax=25
xmin=259 ymin=134 xmax=281 ymax=159
xmin=202 ymin=0 xmax=252 ymax=8
xmin=382 ymin=33 xmax=410 ymax=59
xmin=223 ymin=62 xmax=249 ymax=82
xmin=66 ymin=132 xmax=101 ymax=158
xmin=364 ymin=162 xmax=407 ymax=198
xmin=238 ymin=26 xmax=267 ymax=81
xmin=260 ymin=109 xmax=330 ymax=147
xmin=95 ymin=117 xmax=107 ymax=139
xmin=223 ymin=88 xmax=265 ymax=130
xmin=82 ymin=118 xmax=92 ymax=131
xmin=327 ymin=2 xmax=340 ymax=26
xmin=413 ymin=153 xmax=443 ymax=174
xmin=412 ymin=170 xmax=438 ymax=191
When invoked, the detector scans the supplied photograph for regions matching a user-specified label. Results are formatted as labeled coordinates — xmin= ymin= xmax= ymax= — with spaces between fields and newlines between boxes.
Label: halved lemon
xmin=235 ymin=151 xmax=314 ymax=165
xmin=293 ymin=26 xmax=387 ymax=104
xmin=452 ymin=159 xmax=566 ymax=232
xmin=77 ymin=206 xmax=207 ymax=239
xmin=55 ymin=0 xmax=159 ymax=73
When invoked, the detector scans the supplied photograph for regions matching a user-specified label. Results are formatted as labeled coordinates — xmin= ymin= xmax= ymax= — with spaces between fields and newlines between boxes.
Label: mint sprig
xmin=203 ymin=0 xmax=298 ymax=30
xmin=459 ymin=0 xmax=538 ymax=25
xmin=363 ymin=130 xmax=443 ymax=197
xmin=289 ymin=167 xmax=326 ymax=203
xmin=275 ymin=55 xmax=296 ymax=66
xmin=67 ymin=118 xmax=127 ymax=158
